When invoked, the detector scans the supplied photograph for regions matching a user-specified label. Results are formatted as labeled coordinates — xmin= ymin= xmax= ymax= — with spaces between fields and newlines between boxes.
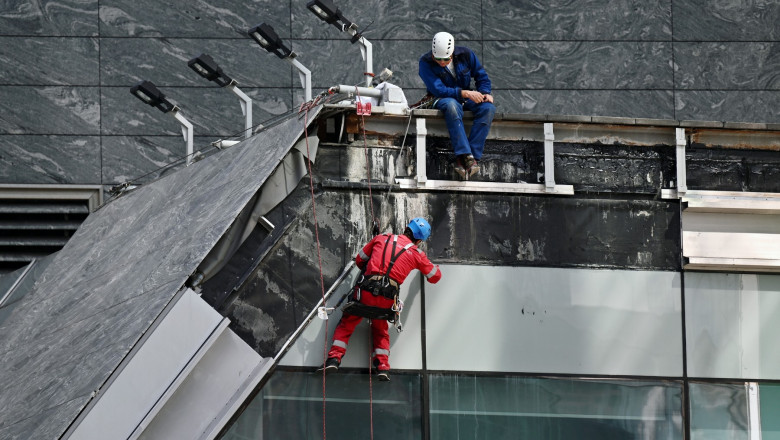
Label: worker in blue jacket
xmin=418 ymin=32 xmax=496 ymax=180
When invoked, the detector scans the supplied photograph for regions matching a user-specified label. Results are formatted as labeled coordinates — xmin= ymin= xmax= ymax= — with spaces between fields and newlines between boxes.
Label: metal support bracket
xmin=227 ymin=83 xmax=253 ymax=139
xmin=288 ymin=56 xmax=312 ymax=102
xmin=345 ymin=27 xmax=373 ymax=87
xmin=676 ymin=127 xmax=687 ymax=196
xmin=416 ymin=118 xmax=428 ymax=184
xmin=172 ymin=109 xmax=194 ymax=166
xmin=544 ymin=123 xmax=556 ymax=190
xmin=396 ymin=117 xmax=573 ymax=195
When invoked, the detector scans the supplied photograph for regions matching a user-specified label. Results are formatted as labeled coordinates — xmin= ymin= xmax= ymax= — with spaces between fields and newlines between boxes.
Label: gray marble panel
xmin=675 ymin=91 xmax=780 ymax=124
xmin=0 ymin=86 xmax=100 ymax=135
xmin=102 ymin=135 xmax=221 ymax=185
xmin=0 ymin=294 xmax=163 ymax=417
xmin=289 ymin=39 xmax=377 ymax=89
xmin=0 ymin=396 xmax=88 ymax=440
xmin=675 ymin=43 xmax=780 ymax=90
xmin=0 ymin=135 xmax=100 ymax=184
xmin=99 ymin=0 xmax=290 ymax=38
xmin=483 ymin=0 xmax=671 ymax=40
xmin=292 ymin=0 xmax=483 ymax=40
xmin=494 ymin=89 xmax=675 ymax=119
xmin=0 ymin=0 xmax=98 ymax=36
xmin=672 ymin=0 xmax=780 ymax=41
xmin=0 ymin=107 xmax=320 ymax=439
xmin=100 ymin=37 xmax=290 ymax=88
xmin=0 ymin=37 xmax=99 ymax=86
xmin=487 ymin=41 xmax=673 ymax=90
xmin=102 ymin=86 xmax=292 ymax=136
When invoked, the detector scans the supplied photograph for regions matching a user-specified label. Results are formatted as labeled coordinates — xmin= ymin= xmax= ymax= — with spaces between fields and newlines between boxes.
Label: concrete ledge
xmin=724 ymin=122 xmax=768 ymax=130
xmin=680 ymin=120 xmax=724 ymax=128
xmin=550 ymin=114 xmax=594 ymax=123
xmin=396 ymin=178 xmax=575 ymax=195
xmin=498 ymin=113 xmax=548 ymax=122
xmin=634 ymin=118 xmax=679 ymax=127
xmin=335 ymin=104 xmax=780 ymax=134
xmin=591 ymin=116 xmax=637 ymax=125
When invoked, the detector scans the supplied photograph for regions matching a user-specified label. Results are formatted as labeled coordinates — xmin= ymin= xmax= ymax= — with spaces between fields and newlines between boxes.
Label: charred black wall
xmin=202 ymin=133 xmax=777 ymax=356
xmin=204 ymin=172 xmax=680 ymax=355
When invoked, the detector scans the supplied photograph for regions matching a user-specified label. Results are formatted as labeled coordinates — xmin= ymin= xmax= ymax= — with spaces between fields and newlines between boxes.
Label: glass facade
xmin=429 ymin=375 xmax=682 ymax=440
xmin=220 ymin=268 xmax=780 ymax=439
xmin=686 ymin=272 xmax=780 ymax=379
xmin=222 ymin=370 xmax=422 ymax=440
xmin=689 ymin=382 xmax=780 ymax=440
xmin=689 ymin=382 xmax=749 ymax=440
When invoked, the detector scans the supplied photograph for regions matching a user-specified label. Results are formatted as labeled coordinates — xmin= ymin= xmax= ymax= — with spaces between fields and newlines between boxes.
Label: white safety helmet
xmin=432 ymin=32 xmax=454 ymax=59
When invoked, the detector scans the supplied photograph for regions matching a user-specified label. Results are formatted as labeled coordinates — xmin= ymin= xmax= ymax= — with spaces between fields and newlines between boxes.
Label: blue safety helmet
xmin=407 ymin=217 xmax=431 ymax=241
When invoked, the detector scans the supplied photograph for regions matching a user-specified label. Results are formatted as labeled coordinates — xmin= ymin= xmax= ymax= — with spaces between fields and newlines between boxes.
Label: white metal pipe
xmin=329 ymin=84 xmax=382 ymax=98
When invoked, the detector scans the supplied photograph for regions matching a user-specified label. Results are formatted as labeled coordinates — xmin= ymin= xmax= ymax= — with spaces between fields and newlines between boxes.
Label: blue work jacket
xmin=418 ymin=46 xmax=492 ymax=103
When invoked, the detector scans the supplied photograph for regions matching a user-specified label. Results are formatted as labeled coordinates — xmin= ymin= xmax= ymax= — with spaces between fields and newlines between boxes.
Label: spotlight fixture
xmin=248 ymin=23 xmax=292 ymax=59
xmin=129 ymin=80 xmax=195 ymax=165
xmin=188 ymin=53 xmax=233 ymax=87
xmin=247 ymin=22 xmax=312 ymax=102
xmin=187 ymin=53 xmax=253 ymax=139
xmin=306 ymin=0 xmax=352 ymax=30
xmin=130 ymin=80 xmax=175 ymax=113
xmin=306 ymin=0 xmax=373 ymax=87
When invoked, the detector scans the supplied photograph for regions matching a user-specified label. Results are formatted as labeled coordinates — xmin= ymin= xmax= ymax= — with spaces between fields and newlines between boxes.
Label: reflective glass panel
xmin=686 ymin=272 xmax=780 ymax=379
xmin=427 ymin=265 xmax=682 ymax=376
xmin=222 ymin=370 xmax=422 ymax=440
xmin=689 ymin=382 xmax=748 ymax=440
xmin=760 ymin=383 xmax=780 ymax=440
xmin=429 ymin=374 xmax=683 ymax=440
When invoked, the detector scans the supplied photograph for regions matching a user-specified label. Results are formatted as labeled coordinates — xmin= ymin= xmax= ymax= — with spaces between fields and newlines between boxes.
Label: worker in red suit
xmin=319 ymin=217 xmax=442 ymax=381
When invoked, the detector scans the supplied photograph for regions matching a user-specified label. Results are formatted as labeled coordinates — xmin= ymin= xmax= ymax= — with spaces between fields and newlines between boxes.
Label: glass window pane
xmin=689 ymin=382 xmax=748 ymax=440
xmin=426 ymin=265 xmax=682 ymax=376
xmin=222 ymin=370 xmax=422 ymax=440
xmin=760 ymin=383 xmax=780 ymax=440
xmin=686 ymin=273 xmax=780 ymax=379
xmin=429 ymin=374 xmax=682 ymax=440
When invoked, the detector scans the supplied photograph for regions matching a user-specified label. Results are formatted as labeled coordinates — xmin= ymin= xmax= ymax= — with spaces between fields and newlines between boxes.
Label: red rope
xmin=300 ymin=97 xmax=328 ymax=440
xmin=354 ymin=87 xmax=377 ymax=229
xmin=305 ymin=89 xmax=378 ymax=438
xmin=368 ymin=319 xmax=374 ymax=440
xmin=354 ymin=86 xmax=377 ymax=439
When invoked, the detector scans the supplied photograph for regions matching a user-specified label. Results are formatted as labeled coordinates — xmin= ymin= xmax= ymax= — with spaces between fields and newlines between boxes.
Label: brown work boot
xmin=454 ymin=156 xmax=467 ymax=179
xmin=463 ymin=155 xmax=479 ymax=178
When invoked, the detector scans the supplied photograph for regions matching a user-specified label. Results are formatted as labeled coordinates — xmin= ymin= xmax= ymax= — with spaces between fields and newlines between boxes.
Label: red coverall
xmin=328 ymin=233 xmax=442 ymax=371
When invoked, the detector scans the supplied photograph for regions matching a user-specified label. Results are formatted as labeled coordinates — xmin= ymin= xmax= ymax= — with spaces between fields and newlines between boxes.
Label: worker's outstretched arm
xmin=415 ymin=249 xmax=441 ymax=284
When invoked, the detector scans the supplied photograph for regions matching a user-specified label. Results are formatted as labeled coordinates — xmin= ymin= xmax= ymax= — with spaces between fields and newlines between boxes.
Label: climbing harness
xmin=341 ymin=234 xmax=412 ymax=333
